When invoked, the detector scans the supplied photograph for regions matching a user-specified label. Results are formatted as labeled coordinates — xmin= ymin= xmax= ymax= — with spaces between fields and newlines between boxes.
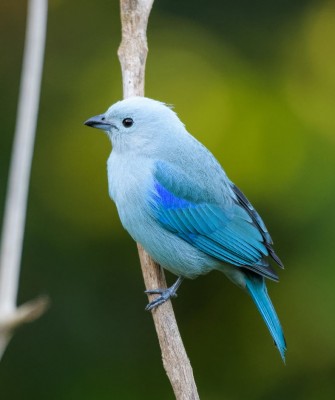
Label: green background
xmin=1 ymin=0 xmax=335 ymax=398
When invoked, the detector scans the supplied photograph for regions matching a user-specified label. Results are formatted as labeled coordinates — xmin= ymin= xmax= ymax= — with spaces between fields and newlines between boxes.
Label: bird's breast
xmin=107 ymin=152 xmax=155 ymax=229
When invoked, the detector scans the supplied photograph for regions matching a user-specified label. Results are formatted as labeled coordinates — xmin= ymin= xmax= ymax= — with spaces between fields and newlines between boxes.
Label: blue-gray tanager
xmin=84 ymin=97 xmax=286 ymax=361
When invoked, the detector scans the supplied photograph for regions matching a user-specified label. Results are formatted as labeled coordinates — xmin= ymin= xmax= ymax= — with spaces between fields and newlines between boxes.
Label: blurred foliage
xmin=1 ymin=0 xmax=335 ymax=399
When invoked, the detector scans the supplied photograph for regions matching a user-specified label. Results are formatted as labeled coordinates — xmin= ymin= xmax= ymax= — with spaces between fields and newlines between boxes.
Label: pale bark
xmin=118 ymin=1 xmax=200 ymax=399
xmin=0 ymin=0 xmax=49 ymax=360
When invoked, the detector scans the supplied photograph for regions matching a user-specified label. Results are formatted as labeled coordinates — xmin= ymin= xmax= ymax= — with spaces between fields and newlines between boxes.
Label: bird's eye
xmin=122 ymin=118 xmax=134 ymax=128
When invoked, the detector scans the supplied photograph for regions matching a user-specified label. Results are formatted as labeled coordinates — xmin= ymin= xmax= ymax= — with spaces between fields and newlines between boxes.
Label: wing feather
xmin=149 ymin=161 xmax=281 ymax=280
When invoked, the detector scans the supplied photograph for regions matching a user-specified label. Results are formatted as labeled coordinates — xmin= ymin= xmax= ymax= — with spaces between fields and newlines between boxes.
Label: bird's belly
xmin=123 ymin=211 xmax=218 ymax=279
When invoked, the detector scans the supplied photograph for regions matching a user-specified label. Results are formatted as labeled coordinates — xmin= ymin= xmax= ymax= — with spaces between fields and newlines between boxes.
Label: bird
xmin=84 ymin=96 xmax=286 ymax=361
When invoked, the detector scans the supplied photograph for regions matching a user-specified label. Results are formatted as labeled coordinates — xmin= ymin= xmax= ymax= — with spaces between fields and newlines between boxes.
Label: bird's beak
xmin=84 ymin=114 xmax=111 ymax=130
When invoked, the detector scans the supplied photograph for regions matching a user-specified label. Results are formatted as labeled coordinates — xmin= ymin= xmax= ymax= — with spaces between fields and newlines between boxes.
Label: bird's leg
xmin=145 ymin=276 xmax=184 ymax=311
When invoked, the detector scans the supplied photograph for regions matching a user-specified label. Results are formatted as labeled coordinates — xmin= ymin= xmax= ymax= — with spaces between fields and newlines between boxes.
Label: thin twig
xmin=0 ymin=0 xmax=49 ymax=360
xmin=118 ymin=1 xmax=200 ymax=398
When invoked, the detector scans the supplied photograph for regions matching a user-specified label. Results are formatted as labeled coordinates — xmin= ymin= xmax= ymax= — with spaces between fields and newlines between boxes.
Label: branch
xmin=0 ymin=0 xmax=49 ymax=360
xmin=137 ymin=245 xmax=200 ymax=399
xmin=118 ymin=1 xmax=200 ymax=399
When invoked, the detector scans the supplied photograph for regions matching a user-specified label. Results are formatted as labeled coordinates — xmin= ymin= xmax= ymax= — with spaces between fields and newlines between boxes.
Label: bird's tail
xmin=245 ymin=272 xmax=287 ymax=362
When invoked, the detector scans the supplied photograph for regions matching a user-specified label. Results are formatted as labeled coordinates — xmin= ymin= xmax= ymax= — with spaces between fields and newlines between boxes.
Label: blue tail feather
xmin=245 ymin=273 xmax=287 ymax=362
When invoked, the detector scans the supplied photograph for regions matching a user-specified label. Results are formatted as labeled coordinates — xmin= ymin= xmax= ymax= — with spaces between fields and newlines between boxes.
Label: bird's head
xmin=84 ymin=97 xmax=184 ymax=154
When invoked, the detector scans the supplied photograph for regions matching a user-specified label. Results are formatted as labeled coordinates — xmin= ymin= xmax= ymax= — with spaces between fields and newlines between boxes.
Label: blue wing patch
xmin=150 ymin=173 xmax=279 ymax=281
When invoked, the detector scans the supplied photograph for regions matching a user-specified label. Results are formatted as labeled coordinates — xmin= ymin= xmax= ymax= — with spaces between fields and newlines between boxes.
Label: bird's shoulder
xmin=154 ymin=131 xmax=235 ymax=206
xmin=152 ymin=157 xmax=234 ymax=207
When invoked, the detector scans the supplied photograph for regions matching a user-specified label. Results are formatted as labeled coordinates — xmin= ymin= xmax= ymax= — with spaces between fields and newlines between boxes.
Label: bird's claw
xmin=145 ymin=288 xmax=178 ymax=296
xmin=145 ymin=287 xmax=178 ymax=311
xmin=145 ymin=288 xmax=164 ymax=295
xmin=144 ymin=277 xmax=184 ymax=311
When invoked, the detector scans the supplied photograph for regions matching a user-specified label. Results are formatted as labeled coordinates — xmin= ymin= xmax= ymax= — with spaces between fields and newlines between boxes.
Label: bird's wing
xmin=148 ymin=161 xmax=282 ymax=281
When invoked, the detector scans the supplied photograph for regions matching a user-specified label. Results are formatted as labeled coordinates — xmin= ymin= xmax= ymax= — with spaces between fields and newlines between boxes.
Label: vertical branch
xmin=137 ymin=246 xmax=200 ymax=400
xmin=118 ymin=0 xmax=153 ymax=97
xmin=0 ymin=0 xmax=49 ymax=360
xmin=118 ymin=1 xmax=200 ymax=399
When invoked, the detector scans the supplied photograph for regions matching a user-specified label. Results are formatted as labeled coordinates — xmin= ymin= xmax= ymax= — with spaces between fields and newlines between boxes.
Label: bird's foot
xmin=145 ymin=287 xmax=177 ymax=310
xmin=145 ymin=276 xmax=184 ymax=311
